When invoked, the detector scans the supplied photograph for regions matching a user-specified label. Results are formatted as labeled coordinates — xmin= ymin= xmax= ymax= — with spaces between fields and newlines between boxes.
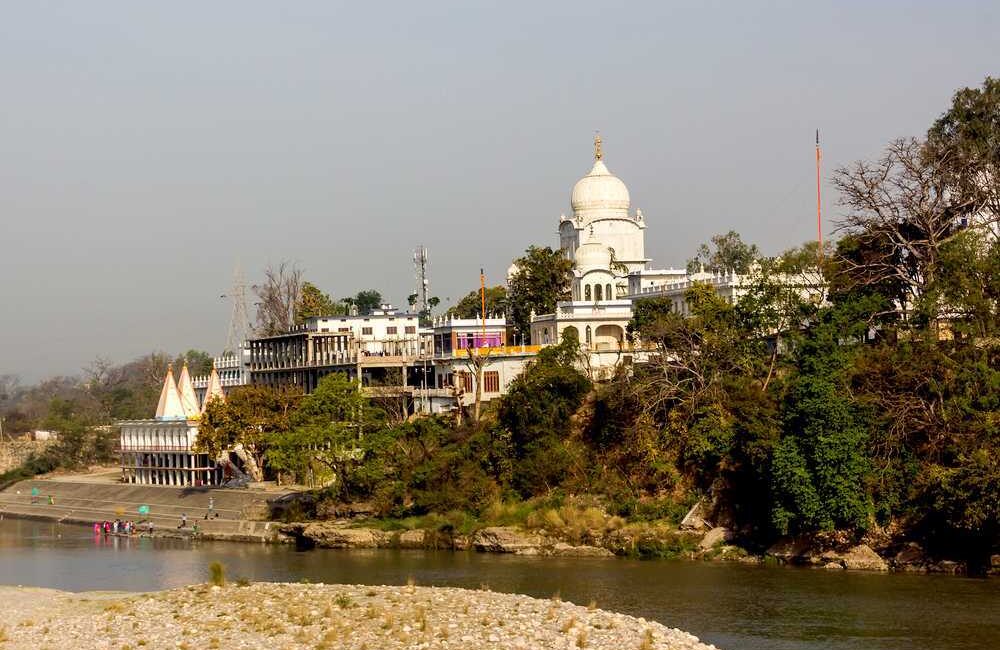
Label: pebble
xmin=0 ymin=582 xmax=720 ymax=649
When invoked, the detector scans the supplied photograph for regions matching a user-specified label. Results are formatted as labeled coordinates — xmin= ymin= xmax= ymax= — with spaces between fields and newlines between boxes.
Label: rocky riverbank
xmin=281 ymin=520 xmax=1000 ymax=576
xmin=0 ymin=582 xmax=718 ymax=650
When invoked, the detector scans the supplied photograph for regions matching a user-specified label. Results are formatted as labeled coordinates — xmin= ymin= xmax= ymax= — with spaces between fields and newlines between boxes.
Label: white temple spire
xmin=154 ymin=364 xmax=187 ymax=420
xmin=201 ymin=364 xmax=226 ymax=413
xmin=176 ymin=362 xmax=201 ymax=420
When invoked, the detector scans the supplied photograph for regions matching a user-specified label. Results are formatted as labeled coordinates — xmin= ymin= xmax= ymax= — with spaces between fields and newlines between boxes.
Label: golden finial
xmin=594 ymin=132 xmax=603 ymax=161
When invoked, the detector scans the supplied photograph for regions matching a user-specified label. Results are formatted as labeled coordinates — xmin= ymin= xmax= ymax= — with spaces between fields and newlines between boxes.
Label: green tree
xmin=294 ymin=282 xmax=345 ymax=324
xmin=770 ymin=303 xmax=873 ymax=535
xmin=497 ymin=330 xmax=591 ymax=496
xmin=177 ymin=350 xmax=213 ymax=376
xmin=267 ymin=373 xmax=385 ymax=496
xmin=507 ymin=246 xmax=573 ymax=340
xmin=448 ymin=286 xmax=507 ymax=319
xmin=197 ymin=385 xmax=302 ymax=481
xmin=927 ymin=76 xmax=1000 ymax=226
xmin=687 ymin=231 xmax=760 ymax=274
xmin=347 ymin=289 xmax=383 ymax=314
xmin=924 ymin=228 xmax=1000 ymax=339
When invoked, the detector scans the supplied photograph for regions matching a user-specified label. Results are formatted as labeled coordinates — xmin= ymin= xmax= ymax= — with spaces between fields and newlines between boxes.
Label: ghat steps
xmin=0 ymin=479 xmax=291 ymax=541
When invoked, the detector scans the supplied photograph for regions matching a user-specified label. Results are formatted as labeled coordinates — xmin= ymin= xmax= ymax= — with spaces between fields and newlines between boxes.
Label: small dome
xmin=574 ymin=240 xmax=611 ymax=269
xmin=571 ymin=159 xmax=630 ymax=220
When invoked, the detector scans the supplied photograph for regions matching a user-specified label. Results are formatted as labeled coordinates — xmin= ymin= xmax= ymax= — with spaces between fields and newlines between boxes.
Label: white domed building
xmin=530 ymin=136 xmax=685 ymax=377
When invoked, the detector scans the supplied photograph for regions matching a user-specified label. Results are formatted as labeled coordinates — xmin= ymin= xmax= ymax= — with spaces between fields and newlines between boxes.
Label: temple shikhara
xmin=118 ymin=363 xmax=226 ymax=486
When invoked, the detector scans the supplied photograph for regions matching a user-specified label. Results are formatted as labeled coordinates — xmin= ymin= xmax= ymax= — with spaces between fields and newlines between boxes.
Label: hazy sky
xmin=2 ymin=1 xmax=998 ymax=380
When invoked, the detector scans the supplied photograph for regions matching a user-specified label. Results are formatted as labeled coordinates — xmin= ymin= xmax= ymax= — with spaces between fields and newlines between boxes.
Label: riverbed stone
xmin=297 ymin=524 xmax=389 ymax=548
xmin=472 ymin=526 xmax=547 ymax=553
xmin=698 ymin=526 xmax=735 ymax=550
xmin=840 ymin=544 xmax=889 ymax=571
xmin=0 ymin=583 xmax=720 ymax=650
xmin=766 ymin=537 xmax=814 ymax=564
xmin=550 ymin=541 xmax=614 ymax=557
xmin=396 ymin=529 xmax=425 ymax=548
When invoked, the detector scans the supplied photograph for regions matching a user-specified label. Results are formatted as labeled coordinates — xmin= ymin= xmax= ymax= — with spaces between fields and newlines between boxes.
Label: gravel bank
xmin=0 ymin=582 xmax=718 ymax=649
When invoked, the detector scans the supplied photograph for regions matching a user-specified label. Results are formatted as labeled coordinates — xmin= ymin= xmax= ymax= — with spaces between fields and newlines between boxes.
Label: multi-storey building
xmin=191 ymin=348 xmax=250 ymax=404
xmin=421 ymin=315 xmax=539 ymax=413
xmin=246 ymin=306 xmax=432 ymax=396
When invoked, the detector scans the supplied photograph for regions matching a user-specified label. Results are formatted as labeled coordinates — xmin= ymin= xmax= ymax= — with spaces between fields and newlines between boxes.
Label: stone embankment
xmin=0 ymin=582 xmax=718 ymax=650
xmin=0 ymin=479 xmax=292 ymax=544
xmin=283 ymin=522 xmax=615 ymax=557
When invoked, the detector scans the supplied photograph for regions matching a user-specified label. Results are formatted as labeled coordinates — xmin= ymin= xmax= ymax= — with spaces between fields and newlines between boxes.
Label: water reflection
xmin=1 ymin=518 xmax=998 ymax=650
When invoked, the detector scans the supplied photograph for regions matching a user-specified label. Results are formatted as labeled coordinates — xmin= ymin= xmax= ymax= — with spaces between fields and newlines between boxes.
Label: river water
xmin=1 ymin=518 xmax=997 ymax=649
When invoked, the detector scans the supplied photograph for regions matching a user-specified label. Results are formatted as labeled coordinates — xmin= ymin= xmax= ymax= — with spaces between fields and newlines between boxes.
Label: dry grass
xmin=315 ymin=629 xmax=339 ymax=650
xmin=639 ymin=628 xmax=655 ymax=650
xmin=560 ymin=616 xmax=577 ymax=634
xmin=576 ymin=629 xmax=589 ymax=647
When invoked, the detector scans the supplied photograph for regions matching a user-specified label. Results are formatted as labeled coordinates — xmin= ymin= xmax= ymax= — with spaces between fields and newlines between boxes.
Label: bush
xmin=208 ymin=561 xmax=226 ymax=587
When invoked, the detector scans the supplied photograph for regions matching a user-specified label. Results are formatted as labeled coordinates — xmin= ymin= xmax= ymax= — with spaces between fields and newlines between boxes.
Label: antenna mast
xmin=222 ymin=264 xmax=251 ymax=353
xmin=413 ymin=246 xmax=429 ymax=314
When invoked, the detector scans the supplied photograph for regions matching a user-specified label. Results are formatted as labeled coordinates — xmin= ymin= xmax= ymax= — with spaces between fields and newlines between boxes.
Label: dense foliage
xmin=507 ymin=245 xmax=573 ymax=340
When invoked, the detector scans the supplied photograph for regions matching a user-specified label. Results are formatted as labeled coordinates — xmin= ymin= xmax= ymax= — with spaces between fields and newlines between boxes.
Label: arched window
xmin=585 ymin=285 xmax=592 ymax=301
xmin=585 ymin=325 xmax=592 ymax=345
xmin=606 ymin=283 xmax=612 ymax=300
xmin=595 ymin=284 xmax=603 ymax=301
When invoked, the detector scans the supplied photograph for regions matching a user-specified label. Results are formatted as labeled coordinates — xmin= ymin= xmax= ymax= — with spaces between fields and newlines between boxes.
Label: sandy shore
xmin=0 ymin=582 xmax=718 ymax=649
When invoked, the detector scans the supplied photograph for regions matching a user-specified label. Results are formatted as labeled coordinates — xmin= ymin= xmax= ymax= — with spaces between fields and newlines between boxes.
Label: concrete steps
xmin=0 ymin=479 xmax=291 ymax=540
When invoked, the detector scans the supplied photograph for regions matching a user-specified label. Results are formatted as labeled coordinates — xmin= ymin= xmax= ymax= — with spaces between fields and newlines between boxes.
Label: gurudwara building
xmin=118 ymin=363 xmax=227 ymax=486
xmin=530 ymin=135 xmax=822 ymax=377
xmin=530 ymin=135 xmax=686 ymax=375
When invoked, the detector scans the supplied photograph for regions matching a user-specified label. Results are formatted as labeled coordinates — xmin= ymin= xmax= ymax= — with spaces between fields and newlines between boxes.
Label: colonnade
xmin=120 ymin=452 xmax=221 ymax=486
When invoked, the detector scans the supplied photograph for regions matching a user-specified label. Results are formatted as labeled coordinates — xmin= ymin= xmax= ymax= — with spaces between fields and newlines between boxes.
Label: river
xmin=1 ymin=518 xmax=997 ymax=649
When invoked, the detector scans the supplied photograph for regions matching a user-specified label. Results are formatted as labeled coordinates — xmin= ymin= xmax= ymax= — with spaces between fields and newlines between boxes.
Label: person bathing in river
xmin=179 ymin=513 xmax=187 ymax=529
xmin=205 ymin=496 xmax=214 ymax=520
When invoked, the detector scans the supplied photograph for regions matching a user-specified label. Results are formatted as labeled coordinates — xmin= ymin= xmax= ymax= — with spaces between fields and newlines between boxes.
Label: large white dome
xmin=573 ymin=239 xmax=611 ymax=270
xmin=571 ymin=159 xmax=630 ymax=220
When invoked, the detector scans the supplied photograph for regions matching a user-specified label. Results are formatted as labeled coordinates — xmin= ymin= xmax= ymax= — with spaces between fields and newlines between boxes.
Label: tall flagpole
xmin=816 ymin=129 xmax=823 ymax=263
xmin=480 ymin=268 xmax=486 ymax=337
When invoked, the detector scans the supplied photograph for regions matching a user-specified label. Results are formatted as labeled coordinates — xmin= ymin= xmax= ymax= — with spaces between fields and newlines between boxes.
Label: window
xmin=405 ymin=326 xmax=416 ymax=334
xmin=461 ymin=372 xmax=473 ymax=391
xmin=483 ymin=371 xmax=500 ymax=393
xmin=595 ymin=284 xmax=603 ymax=301
xmin=606 ymin=283 xmax=612 ymax=299
xmin=585 ymin=285 xmax=592 ymax=301
xmin=386 ymin=326 xmax=398 ymax=335
xmin=585 ymin=326 xmax=592 ymax=345
xmin=362 ymin=327 xmax=373 ymax=335
xmin=338 ymin=327 xmax=350 ymax=332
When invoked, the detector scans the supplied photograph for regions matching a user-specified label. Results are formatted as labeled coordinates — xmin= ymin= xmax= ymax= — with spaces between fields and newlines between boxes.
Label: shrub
xmin=208 ymin=561 xmax=225 ymax=587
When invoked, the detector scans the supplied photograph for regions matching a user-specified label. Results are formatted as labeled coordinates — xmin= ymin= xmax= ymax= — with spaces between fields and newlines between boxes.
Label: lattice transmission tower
xmin=221 ymin=264 xmax=252 ymax=353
